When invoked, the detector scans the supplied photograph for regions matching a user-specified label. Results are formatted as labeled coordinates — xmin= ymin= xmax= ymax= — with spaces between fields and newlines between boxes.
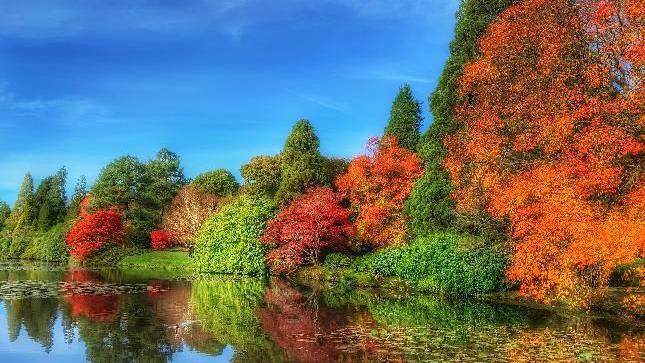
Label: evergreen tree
xmin=5 ymin=173 xmax=34 ymax=232
xmin=384 ymin=84 xmax=423 ymax=151
xmin=0 ymin=202 xmax=10 ymax=230
xmin=66 ymin=175 xmax=87 ymax=220
xmin=405 ymin=0 xmax=516 ymax=237
xmin=275 ymin=119 xmax=327 ymax=205
xmin=145 ymin=148 xmax=187 ymax=211
xmin=31 ymin=167 xmax=68 ymax=230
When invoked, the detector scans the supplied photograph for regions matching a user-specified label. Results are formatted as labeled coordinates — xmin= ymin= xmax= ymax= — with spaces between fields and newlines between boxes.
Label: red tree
xmin=335 ymin=136 xmax=423 ymax=248
xmin=444 ymin=0 xmax=644 ymax=303
xmin=66 ymin=210 xmax=126 ymax=260
xmin=261 ymin=187 xmax=354 ymax=275
xmin=150 ymin=229 xmax=173 ymax=250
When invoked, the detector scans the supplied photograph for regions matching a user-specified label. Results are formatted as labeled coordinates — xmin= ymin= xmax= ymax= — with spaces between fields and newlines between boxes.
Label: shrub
xmin=39 ymin=223 xmax=70 ymax=261
xmin=323 ymin=253 xmax=354 ymax=269
xmin=66 ymin=210 xmax=126 ymax=261
xmin=352 ymin=232 xmax=507 ymax=295
xmin=192 ymin=169 xmax=239 ymax=197
xmin=150 ymin=229 xmax=173 ymax=250
xmin=261 ymin=187 xmax=354 ymax=275
xmin=193 ymin=196 xmax=276 ymax=275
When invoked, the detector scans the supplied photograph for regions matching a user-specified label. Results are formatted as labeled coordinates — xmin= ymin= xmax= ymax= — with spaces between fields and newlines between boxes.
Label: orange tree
xmin=336 ymin=136 xmax=423 ymax=248
xmin=444 ymin=0 xmax=644 ymax=304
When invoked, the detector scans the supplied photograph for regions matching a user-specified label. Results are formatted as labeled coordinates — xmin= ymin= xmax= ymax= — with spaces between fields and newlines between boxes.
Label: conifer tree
xmin=5 ymin=173 xmax=34 ymax=232
xmin=31 ymin=167 xmax=68 ymax=230
xmin=384 ymin=84 xmax=422 ymax=151
xmin=0 ymin=202 xmax=10 ymax=230
xmin=275 ymin=119 xmax=327 ymax=205
xmin=405 ymin=0 xmax=516 ymax=237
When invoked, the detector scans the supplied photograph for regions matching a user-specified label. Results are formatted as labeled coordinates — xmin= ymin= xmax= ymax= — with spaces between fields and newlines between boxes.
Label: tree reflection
xmin=191 ymin=278 xmax=288 ymax=362
xmin=4 ymin=298 xmax=58 ymax=352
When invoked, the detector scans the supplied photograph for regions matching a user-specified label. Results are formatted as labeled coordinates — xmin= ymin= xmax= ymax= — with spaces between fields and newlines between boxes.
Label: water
xmin=0 ymin=261 xmax=642 ymax=362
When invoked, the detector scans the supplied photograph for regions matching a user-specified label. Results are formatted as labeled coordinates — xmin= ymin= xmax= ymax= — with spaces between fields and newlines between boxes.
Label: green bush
xmin=323 ymin=252 xmax=354 ymax=269
xmin=0 ymin=229 xmax=36 ymax=259
xmin=352 ymin=232 xmax=507 ymax=295
xmin=193 ymin=196 xmax=276 ymax=275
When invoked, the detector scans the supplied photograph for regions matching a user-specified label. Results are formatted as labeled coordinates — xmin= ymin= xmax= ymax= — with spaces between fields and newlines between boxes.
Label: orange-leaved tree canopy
xmin=444 ymin=0 xmax=644 ymax=304
xmin=336 ymin=135 xmax=423 ymax=248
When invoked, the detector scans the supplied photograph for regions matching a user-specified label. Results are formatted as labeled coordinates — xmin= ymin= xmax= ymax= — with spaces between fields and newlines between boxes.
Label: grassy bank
xmin=117 ymin=251 xmax=193 ymax=272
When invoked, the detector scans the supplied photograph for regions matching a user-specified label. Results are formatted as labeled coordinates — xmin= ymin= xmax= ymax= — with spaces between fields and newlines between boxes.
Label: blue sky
xmin=0 ymin=0 xmax=460 ymax=205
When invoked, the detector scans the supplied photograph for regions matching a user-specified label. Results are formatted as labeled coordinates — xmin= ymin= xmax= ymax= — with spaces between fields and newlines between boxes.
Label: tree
xmin=31 ymin=167 xmax=67 ymax=230
xmin=66 ymin=210 xmax=126 ymax=260
xmin=444 ymin=0 xmax=643 ymax=304
xmin=91 ymin=150 xmax=185 ymax=246
xmin=66 ymin=175 xmax=87 ymax=220
xmin=336 ymin=136 xmax=423 ymax=248
xmin=275 ymin=119 xmax=327 ymax=205
xmin=405 ymin=0 xmax=517 ymax=237
xmin=384 ymin=84 xmax=423 ymax=151
xmin=5 ymin=173 xmax=34 ymax=233
xmin=193 ymin=196 xmax=276 ymax=275
xmin=192 ymin=169 xmax=239 ymax=197
xmin=261 ymin=187 xmax=354 ymax=275
xmin=0 ymin=202 xmax=10 ymax=230
xmin=145 ymin=148 xmax=187 ymax=209
xmin=161 ymin=185 xmax=226 ymax=247
xmin=240 ymin=155 xmax=282 ymax=197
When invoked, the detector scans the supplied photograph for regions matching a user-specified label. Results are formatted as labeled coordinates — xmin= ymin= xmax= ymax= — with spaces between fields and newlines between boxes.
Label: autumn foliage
xmin=150 ymin=229 xmax=173 ymax=250
xmin=336 ymin=136 xmax=423 ymax=248
xmin=161 ymin=185 xmax=225 ymax=247
xmin=261 ymin=187 xmax=354 ymax=274
xmin=66 ymin=210 xmax=126 ymax=260
xmin=444 ymin=0 xmax=644 ymax=303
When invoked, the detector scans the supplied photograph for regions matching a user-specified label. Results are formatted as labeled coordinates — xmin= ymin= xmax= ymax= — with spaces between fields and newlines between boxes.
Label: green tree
xmin=384 ymin=84 xmax=423 ymax=151
xmin=241 ymin=155 xmax=282 ymax=197
xmin=5 ymin=173 xmax=34 ymax=233
xmin=145 ymin=148 xmax=187 ymax=209
xmin=275 ymin=119 xmax=327 ymax=205
xmin=66 ymin=175 xmax=87 ymax=220
xmin=405 ymin=0 xmax=516 ymax=237
xmin=192 ymin=168 xmax=239 ymax=197
xmin=31 ymin=167 xmax=67 ymax=230
xmin=0 ymin=202 xmax=10 ymax=230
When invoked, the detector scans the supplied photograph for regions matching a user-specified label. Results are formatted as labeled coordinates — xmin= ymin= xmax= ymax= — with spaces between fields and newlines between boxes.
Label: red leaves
xmin=66 ymin=209 xmax=125 ymax=260
xmin=261 ymin=187 xmax=354 ymax=275
xmin=446 ymin=0 xmax=644 ymax=303
xmin=336 ymin=136 xmax=423 ymax=247
xmin=150 ymin=229 xmax=173 ymax=250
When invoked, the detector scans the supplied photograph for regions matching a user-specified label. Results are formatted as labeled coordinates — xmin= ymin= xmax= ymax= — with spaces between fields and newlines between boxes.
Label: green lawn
xmin=118 ymin=251 xmax=193 ymax=271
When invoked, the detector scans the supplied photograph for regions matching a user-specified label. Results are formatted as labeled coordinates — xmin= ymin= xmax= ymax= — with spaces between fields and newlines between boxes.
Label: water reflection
xmin=0 ymin=261 xmax=641 ymax=362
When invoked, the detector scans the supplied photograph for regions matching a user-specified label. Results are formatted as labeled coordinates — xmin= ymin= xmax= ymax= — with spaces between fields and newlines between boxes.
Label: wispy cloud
xmin=0 ymin=82 xmax=117 ymax=127
xmin=347 ymin=65 xmax=434 ymax=84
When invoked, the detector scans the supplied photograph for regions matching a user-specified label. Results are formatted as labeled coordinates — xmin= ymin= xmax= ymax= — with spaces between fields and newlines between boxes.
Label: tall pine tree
xmin=405 ymin=0 xmax=516 ymax=237
xmin=384 ymin=84 xmax=422 ymax=151
xmin=275 ymin=119 xmax=327 ymax=205
xmin=31 ymin=167 xmax=68 ymax=230
xmin=66 ymin=175 xmax=87 ymax=220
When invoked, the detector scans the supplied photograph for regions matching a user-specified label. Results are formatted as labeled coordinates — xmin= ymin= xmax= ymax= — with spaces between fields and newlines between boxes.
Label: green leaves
xmin=192 ymin=169 xmax=239 ymax=197
xmin=193 ymin=196 xmax=276 ymax=275
xmin=384 ymin=84 xmax=423 ymax=151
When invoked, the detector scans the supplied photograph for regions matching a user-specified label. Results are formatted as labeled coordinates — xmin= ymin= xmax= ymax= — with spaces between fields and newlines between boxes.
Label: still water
xmin=0 ymin=261 xmax=642 ymax=362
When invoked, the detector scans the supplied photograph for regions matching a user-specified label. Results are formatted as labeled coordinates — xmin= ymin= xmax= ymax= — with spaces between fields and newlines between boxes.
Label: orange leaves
xmin=336 ymin=136 xmax=423 ymax=248
xmin=446 ymin=0 xmax=644 ymax=304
